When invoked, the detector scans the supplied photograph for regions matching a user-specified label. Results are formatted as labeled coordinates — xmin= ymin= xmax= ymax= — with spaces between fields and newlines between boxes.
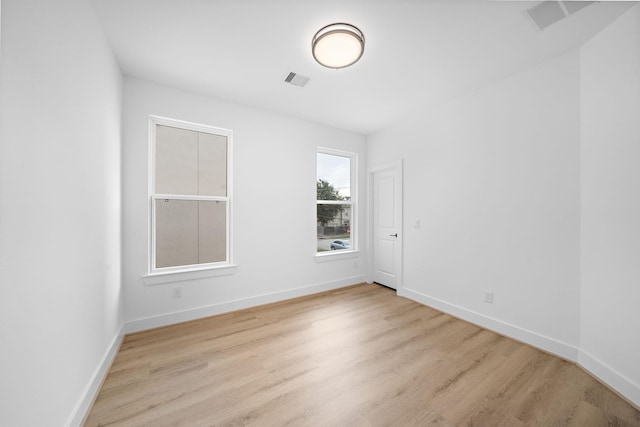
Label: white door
xmin=372 ymin=163 xmax=402 ymax=289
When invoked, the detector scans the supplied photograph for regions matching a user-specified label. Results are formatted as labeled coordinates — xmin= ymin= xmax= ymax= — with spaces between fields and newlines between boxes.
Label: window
xmin=317 ymin=148 xmax=356 ymax=254
xmin=149 ymin=116 xmax=232 ymax=273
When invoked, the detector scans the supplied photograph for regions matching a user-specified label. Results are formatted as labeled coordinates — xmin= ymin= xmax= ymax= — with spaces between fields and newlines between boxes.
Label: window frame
xmin=316 ymin=147 xmax=358 ymax=258
xmin=148 ymin=115 xmax=234 ymax=276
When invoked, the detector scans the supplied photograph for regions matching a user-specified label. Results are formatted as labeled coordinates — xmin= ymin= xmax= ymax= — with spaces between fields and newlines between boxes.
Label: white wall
xmin=368 ymin=5 xmax=640 ymax=407
xmin=122 ymin=77 xmax=366 ymax=330
xmin=0 ymin=0 xmax=123 ymax=426
xmin=368 ymin=50 xmax=582 ymax=359
xmin=580 ymin=5 xmax=640 ymax=406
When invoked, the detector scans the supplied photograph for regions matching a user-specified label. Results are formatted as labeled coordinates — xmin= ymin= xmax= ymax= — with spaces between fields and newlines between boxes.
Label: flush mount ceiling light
xmin=312 ymin=23 xmax=365 ymax=69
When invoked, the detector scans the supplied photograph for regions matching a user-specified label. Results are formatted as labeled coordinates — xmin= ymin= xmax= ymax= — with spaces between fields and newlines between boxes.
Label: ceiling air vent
xmin=526 ymin=1 xmax=597 ymax=31
xmin=285 ymin=72 xmax=310 ymax=87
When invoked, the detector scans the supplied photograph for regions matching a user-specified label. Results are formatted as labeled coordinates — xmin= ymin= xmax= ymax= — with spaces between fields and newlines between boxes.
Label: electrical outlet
xmin=484 ymin=290 xmax=494 ymax=304
xmin=172 ymin=287 xmax=182 ymax=299
xmin=354 ymin=261 xmax=358 ymax=269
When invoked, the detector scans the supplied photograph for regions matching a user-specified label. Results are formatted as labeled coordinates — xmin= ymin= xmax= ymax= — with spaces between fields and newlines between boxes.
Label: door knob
xmin=389 ymin=233 xmax=398 ymax=237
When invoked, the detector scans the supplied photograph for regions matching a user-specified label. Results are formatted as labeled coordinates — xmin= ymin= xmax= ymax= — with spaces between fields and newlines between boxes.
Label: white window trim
xmin=315 ymin=249 xmax=361 ymax=262
xmin=142 ymin=264 xmax=237 ymax=286
xmin=316 ymin=147 xmax=358 ymax=259
xmin=147 ymin=115 xmax=234 ymax=279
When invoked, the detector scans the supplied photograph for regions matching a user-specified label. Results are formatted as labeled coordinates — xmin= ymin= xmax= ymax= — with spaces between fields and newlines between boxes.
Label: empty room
xmin=1 ymin=0 xmax=639 ymax=425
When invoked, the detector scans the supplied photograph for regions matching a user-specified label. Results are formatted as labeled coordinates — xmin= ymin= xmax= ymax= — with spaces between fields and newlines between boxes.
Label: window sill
xmin=315 ymin=250 xmax=361 ymax=263
xmin=143 ymin=264 xmax=237 ymax=286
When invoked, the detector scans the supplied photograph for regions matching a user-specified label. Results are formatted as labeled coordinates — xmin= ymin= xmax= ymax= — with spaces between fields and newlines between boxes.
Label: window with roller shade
xmin=149 ymin=116 xmax=232 ymax=273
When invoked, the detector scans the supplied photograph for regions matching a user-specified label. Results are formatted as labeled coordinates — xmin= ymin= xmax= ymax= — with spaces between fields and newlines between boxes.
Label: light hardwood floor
xmin=85 ymin=284 xmax=640 ymax=426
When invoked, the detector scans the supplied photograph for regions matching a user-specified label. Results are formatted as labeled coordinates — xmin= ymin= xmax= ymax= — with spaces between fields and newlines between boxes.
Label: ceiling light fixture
xmin=312 ymin=23 xmax=365 ymax=69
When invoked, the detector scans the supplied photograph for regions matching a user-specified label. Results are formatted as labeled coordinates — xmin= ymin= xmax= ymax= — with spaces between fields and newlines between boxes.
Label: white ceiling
xmin=91 ymin=0 xmax=635 ymax=135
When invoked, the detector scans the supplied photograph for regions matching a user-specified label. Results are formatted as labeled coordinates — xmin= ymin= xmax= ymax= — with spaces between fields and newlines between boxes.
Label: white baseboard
xmin=578 ymin=350 xmax=640 ymax=409
xmin=401 ymin=287 xmax=580 ymax=362
xmin=401 ymin=287 xmax=640 ymax=408
xmin=65 ymin=325 xmax=125 ymax=427
xmin=125 ymin=275 xmax=366 ymax=334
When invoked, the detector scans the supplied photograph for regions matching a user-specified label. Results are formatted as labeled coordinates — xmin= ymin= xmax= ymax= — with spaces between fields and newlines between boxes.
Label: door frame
xmin=367 ymin=159 xmax=403 ymax=295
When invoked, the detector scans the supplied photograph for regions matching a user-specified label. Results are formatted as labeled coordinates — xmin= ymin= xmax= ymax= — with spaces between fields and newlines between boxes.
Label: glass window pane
xmin=317 ymin=153 xmax=351 ymax=200
xmin=155 ymin=125 xmax=199 ymax=195
xmin=155 ymin=199 xmax=227 ymax=268
xmin=317 ymin=203 xmax=351 ymax=252
xmin=198 ymin=133 xmax=227 ymax=197
xmin=198 ymin=200 xmax=227 ymax=263
xmin=155 ymin=199 xmax=198 ymax=268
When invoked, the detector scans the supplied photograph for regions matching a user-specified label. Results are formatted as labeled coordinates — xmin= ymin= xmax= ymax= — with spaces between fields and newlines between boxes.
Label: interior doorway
xmin=369 ymin=160 xmax=402 ymax=291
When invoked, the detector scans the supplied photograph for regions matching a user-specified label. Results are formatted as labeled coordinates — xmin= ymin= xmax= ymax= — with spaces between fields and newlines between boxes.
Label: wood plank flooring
xmin=85 ymin=284 xmax=640 ymax=426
